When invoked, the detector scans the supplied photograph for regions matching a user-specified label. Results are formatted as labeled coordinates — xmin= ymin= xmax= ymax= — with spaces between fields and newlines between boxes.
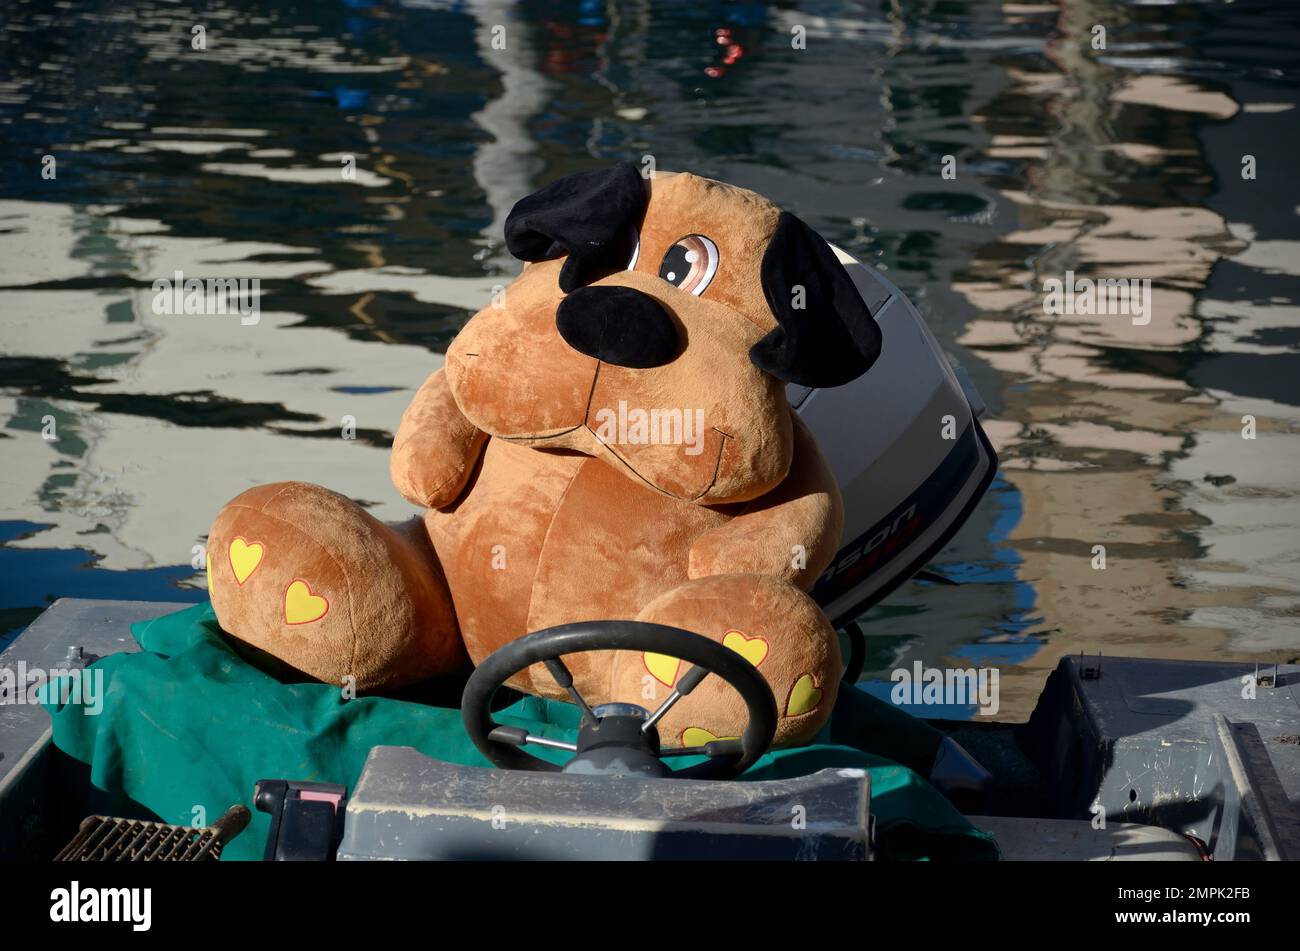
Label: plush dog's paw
xmin=607 ymin=573 xmax=842 ymax=749
xmin=207 ymin=481 xmax=464 ymax=690
xmin=390 ymin=368 xmax=487 ymax=509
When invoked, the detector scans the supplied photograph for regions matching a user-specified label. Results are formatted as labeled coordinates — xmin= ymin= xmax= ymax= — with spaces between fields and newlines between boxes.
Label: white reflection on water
xmin=0 ymin=198 xmax=450 ymax=571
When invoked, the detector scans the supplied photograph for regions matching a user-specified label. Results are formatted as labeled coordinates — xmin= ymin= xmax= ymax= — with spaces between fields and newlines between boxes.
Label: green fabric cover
xmin=45 ymin=602 xmax=998 ymax=861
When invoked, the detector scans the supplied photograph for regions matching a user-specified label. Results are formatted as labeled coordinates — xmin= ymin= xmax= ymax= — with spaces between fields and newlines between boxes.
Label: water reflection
xmin=1 ymin=0 xmax=1297 ymax=720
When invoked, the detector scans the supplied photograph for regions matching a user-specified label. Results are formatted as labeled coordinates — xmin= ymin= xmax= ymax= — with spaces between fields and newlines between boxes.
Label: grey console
xmin=337 ymin=745 xmax=873 ymax=861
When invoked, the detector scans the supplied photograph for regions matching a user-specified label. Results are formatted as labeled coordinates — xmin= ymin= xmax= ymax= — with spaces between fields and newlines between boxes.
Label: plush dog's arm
xmin=688 ymin=414 xmax=844 ymax=590
xmin=390 ymin=368 xmax=488 ymax=509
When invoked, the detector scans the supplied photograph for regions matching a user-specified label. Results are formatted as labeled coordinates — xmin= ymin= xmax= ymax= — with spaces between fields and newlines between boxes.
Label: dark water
xmin=2 ymin=0 xmax=1298 ymax=718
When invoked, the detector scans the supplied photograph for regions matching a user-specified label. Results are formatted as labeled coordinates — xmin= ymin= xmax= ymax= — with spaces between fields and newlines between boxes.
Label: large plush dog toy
xmin=208 ymin=164 xmax=882 ymax=748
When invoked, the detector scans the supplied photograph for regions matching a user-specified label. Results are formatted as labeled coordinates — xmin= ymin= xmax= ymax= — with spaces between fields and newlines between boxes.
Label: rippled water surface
xmin=2 ymin=0 xmax=1298 ymax=718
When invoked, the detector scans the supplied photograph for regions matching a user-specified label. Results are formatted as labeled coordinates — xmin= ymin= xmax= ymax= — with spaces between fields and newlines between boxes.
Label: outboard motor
xmin=795 ymin=248 xmax=997 ymax=627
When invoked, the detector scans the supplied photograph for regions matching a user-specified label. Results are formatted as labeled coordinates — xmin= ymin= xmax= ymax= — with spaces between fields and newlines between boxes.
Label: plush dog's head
xmin=444 ymin=164 xmax=882 ymax=504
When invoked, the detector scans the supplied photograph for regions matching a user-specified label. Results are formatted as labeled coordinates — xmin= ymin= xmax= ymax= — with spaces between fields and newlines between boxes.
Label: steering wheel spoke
xmin=488 ymin=725 xmax=578 ymax=752
xmin=641 ymin=663 xmax=711 ymax=733
xmin=659 ymin=738 xmax=744 ymax=759
xmin=542 ymin=657 xmax=599 ymax=727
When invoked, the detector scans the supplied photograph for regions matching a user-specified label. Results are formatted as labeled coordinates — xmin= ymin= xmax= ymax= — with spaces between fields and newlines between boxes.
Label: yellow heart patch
xmin=785 ymin=674 xmax=823 ymax=717
xmin=284 ymin=580 xmax=329 ymax=625
xmin=206 ymin=552 xmax=214 ymax=597
xmin=722 ymin=629 xmax=768 ymax=667
xmin=228 ymin=537 xmax=264 ymax=585
xmin=643 ymin=652 xmax=681 ymax=688
xmin=681 ymin=727 xmax=740 ymax=748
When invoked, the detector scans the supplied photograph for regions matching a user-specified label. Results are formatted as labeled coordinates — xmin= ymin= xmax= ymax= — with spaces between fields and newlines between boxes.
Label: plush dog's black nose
xmin=556 ymin=285 xmax=678 ymax=369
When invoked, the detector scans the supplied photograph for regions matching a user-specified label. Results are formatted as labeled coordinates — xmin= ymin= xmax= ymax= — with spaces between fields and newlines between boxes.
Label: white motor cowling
xmin=793 ymin=248 xmax=997 ymax=627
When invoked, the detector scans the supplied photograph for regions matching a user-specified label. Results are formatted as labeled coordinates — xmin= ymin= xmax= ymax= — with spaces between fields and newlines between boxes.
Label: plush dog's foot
xmin=207 ymin=481 xmax=464 ymax=690
xmin=606 ymin=574 xmax=842 ymax=749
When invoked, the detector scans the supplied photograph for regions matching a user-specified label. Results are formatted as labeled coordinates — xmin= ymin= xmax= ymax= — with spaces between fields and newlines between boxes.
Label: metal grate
xmin=55 ymin=805 xmax=250 ymax=862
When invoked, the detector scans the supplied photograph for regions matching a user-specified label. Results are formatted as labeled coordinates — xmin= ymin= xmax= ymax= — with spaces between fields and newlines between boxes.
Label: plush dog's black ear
xmin=751 ymin=212 xmax=883 ymax=388
xmin=504 ymin=163 xmax=648 ymax=294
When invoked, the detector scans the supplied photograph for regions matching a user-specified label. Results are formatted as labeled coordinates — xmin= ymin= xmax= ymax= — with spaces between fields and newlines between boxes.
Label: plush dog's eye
xmin=658 ymin=235 xmax=718 ymax=295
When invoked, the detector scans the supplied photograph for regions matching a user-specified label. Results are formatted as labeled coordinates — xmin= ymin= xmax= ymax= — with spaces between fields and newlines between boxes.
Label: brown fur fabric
xmin=208 ymin=171 xmax=850 ymax=747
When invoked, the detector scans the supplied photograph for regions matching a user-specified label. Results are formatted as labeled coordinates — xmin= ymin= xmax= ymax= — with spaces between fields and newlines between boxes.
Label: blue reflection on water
xmin=0 ymin=520 xmax=204 ymax=650
xmin=856 ymin=680 xmax=981 ymax=721
xmin=856 ymin=472 xmax=1042 ymax=720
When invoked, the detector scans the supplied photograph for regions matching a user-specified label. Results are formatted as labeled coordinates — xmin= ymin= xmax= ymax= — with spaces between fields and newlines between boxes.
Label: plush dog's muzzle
xmin=555 ymin=285 xmax=678 ymax=369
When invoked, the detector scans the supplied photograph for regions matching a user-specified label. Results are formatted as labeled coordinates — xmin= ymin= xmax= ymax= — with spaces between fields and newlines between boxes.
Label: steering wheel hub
xmin=566 ymin=704 xmax=666 ymax=777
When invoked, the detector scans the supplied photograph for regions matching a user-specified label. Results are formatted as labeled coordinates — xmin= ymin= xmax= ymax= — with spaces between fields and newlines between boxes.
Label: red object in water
xmin=706 ymin=27 xmax=740 ymax=77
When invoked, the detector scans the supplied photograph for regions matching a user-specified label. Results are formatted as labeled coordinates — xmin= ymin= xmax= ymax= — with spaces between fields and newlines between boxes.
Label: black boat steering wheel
xmin=462 ymin=621 xmax=778 ymax=780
